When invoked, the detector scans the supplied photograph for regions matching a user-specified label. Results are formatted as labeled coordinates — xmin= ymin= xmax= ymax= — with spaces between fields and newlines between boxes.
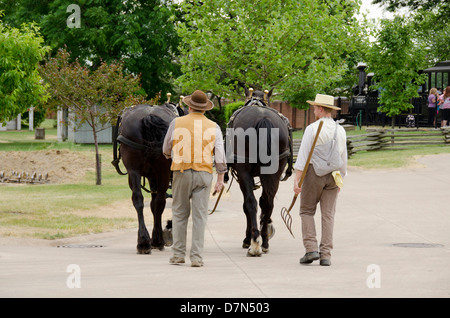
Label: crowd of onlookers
xmin=428 ymin=86 xmax=450 ymax=127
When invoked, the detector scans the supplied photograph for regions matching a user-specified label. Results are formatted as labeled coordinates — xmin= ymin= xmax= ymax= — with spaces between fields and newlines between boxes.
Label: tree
xmin=39 ymin=48 xmax=146 ymax=185
xmin=366 ymin=17 xmax=427 ymax=127
xmin=0 ymin=15 xmax=49 ymax=123
xmin=176 ymin=0 xmax=365 ymax=108
xmin=0 ymin=0 xmax=181 ymax=99
xmin=372 ymin=0 xmax=447 ymax=12
xmin=372 ymin=0 xmax=450 ymax=63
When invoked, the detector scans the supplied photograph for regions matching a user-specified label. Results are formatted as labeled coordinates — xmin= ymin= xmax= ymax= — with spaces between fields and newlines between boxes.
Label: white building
xmin=0 ymin=108 xmax=35 ymax=131
xmin=57 ymin=108 xmax=112 ymax=144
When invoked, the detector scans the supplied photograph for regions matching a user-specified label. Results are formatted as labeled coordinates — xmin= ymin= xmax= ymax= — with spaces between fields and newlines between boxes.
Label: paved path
xmin=1 ymin=154 xmax=449 ymax=298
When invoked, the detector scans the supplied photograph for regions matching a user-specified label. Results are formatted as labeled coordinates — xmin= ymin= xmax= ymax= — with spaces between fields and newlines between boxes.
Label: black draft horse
xmin=112 ymin=102 xmax=184 ymax=254
xmin=226 ymin=87 xmax=293 ymax=256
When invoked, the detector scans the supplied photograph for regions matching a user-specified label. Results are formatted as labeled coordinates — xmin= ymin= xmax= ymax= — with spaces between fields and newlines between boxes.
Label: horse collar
xmin=245 ymin=98 xmax=267 ymax=107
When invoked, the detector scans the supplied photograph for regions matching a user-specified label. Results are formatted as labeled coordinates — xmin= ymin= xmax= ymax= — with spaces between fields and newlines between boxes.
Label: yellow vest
xmin=171 ymin=112 xmax=217 ymax=173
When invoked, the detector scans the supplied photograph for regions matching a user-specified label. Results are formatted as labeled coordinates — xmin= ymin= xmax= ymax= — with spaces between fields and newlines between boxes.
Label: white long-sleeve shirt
xmin=294 ymin=117 xmax=347 ymax=177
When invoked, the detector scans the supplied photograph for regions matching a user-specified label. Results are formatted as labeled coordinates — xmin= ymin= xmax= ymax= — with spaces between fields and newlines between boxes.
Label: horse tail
xmin=141 ymin=114 xmax=170 ymax=157
xmin=111 ymin=115 xmax=128 ymax=175
xmin=255 ymin=118 xmax=273 ymax=165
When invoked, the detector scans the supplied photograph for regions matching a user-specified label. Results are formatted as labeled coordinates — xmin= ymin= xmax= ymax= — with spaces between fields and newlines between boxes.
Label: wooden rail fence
xmin=292 ymin=128 xmax=450 ymax=160
xmin=347 ymin=128 xmax=450 ymax=156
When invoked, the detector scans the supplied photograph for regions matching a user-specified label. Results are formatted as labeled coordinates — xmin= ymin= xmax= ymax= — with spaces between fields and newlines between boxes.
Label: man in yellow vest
xmin=163 ymin=90 xmax=226 ymax=267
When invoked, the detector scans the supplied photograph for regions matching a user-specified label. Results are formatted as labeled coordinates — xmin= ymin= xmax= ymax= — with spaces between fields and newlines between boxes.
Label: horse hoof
xmin=262 ymin=247 xmax=269 ymax=254
xmin=152 ymin=245 xmax=165 ymax=251
xmin=136 ymin=247 xmax=152 ymax=254
xmin=242 ymin=243 xmax=250 ymax=249
xmin=247 ymin=237 xmax=262 ymax=256
xmin=247 ymin=251 xmax=262 ymax=257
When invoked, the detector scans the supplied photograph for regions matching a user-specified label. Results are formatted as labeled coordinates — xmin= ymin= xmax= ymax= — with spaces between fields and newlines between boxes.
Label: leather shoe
xmin=169 ymin=256 xmax=185 ymax=265
xmin=320 ymin=259 xmax=331 ymax=266
xmin=300 ymin=251 xmax=320 ymax=264
xmin=191 ymin=260 xmax=204 ymax=267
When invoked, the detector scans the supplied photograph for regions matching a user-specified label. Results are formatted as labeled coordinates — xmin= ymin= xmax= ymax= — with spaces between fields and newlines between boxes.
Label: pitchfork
xmin=281 ymin=120 xmax=323 ymax=238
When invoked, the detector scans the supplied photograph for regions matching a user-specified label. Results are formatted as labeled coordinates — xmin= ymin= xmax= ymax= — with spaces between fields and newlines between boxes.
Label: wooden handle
xmin=297 ymin=120 xmax=323 ymax=188
xmin=209 ymin=186 xmax=224 ymax=215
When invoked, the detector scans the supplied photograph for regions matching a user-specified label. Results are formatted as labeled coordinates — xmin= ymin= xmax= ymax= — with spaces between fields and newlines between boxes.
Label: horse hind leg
xmin=242 ymin=204 xmax=262 ymax=256
xmin=259 ymin=184 xmax=277 ymax=254
xmin=149 ymin=185 xmax=167 ymax=251
xmin=238 ymin=173 xmax=262 ymax=257
xmin=245 ymin=197 xmax=263 ymax=257
xmin=129 ymin=171 xmax=151 ymax=254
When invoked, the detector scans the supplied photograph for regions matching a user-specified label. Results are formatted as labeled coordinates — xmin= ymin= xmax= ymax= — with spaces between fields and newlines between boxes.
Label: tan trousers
xmin=171 ymin=169 xmax=213 ymax=262
xmin=300 ymin=166 xmax=339 ymax=260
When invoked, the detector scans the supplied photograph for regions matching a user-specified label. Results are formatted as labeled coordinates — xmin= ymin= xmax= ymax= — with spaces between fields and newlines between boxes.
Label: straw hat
xmin=183 ymin=90 xmax=214 ymax=111
xmin=307 ymin=94 xmax=341 ymax=110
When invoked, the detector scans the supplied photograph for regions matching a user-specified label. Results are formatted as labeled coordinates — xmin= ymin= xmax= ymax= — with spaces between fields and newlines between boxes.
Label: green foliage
xmin=223 ymin=101 xmax=245 ymax=124
xmin=374 ymin=0 xmax=450 ymax=64
xmin=39 ymin=48 xmax=146 ymax=129
xmin=0 ymin=0 xmax=181 ymax=99
xmin=39 ymin=47 xmax=147 ymax=184
xmin=367 ymin=17 xmax=427 ymax=120
xmin=0 ymin=18 xmax=50 ymax=123
xmin=204 ymin=101 xmax=245 ymax=131
xmin=205 ymin=107 xmax=226 ymax=131
xmin=21 ymin=108 xmax=46 ymax=128
xmin=373 ymin=0 xmax=446 ymax=12
xmin=176 ymin=0 xmax=364 ymax=109
xmin=410 ymin=7 xmax=450 ymax=63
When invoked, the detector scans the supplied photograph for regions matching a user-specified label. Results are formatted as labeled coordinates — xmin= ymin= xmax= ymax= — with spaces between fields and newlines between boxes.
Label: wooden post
xmin=57 ymin=109 xmax=63 ymax=142
xmin=17 ymin=114 xmax=21 ymax=130
xmin=35 ymin=128 xmax=45 ymax=140
xmin=29 ymin=107 xmax=34 ymax=131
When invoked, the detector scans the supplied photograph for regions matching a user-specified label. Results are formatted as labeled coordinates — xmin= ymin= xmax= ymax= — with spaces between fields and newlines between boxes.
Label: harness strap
xmin=231 ymin=148 xmax=291 ymax=163
xmin=117 ymin=135 xmax=150 ymax=152
xmin=226 ymin=99 xmax=294 ymax=182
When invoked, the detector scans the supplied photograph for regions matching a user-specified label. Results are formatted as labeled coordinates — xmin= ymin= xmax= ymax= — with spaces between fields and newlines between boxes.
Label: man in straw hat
xmin=163 ymin=90 xmax=226 ymax=267
xmin=293 ymin=94 xmax=347 ymax=266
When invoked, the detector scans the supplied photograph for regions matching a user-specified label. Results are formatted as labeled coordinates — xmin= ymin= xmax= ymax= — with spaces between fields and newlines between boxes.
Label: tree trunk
xmin=391 ymin=115 xmax=395 ymax=145
xmin=93 ymin=128 xmax=101 ymax=185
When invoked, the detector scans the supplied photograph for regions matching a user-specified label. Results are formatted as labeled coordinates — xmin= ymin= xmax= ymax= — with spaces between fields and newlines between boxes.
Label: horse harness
xmin=111 ymin=103 xmax=182 ymax=194
xmin=226 ymin=97 xmax=294 ymax=187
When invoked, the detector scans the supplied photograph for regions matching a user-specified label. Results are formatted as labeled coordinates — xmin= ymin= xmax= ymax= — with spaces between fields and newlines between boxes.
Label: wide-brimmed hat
xmin=307 ymin=94 xmax=341 ymax=110
xmin=183 ymin=90 xmax=214 ymax=111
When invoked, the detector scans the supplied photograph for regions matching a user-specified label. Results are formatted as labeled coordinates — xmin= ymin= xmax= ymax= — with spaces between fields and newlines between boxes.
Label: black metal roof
xmin=423 ymin=60 xmax=450 ymax=73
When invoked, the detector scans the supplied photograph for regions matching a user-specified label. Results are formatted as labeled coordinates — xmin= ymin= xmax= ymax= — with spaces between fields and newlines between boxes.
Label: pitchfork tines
xmin=280 ymin=194 xmax=298 ymax=238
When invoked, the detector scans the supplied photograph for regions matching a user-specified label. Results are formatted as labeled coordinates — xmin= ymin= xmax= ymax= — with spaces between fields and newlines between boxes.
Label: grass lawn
xmin=0 ymin=120 xmax=135 ymax=239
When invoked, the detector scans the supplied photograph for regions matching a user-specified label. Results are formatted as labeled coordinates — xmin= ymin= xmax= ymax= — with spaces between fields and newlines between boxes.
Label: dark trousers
xmin=428 ymin=107 xmax=437 ymax=127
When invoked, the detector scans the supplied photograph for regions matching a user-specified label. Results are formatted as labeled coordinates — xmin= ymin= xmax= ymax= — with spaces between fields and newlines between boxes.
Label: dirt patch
xmin=0 ymin=150 xmax=94 ymax=184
